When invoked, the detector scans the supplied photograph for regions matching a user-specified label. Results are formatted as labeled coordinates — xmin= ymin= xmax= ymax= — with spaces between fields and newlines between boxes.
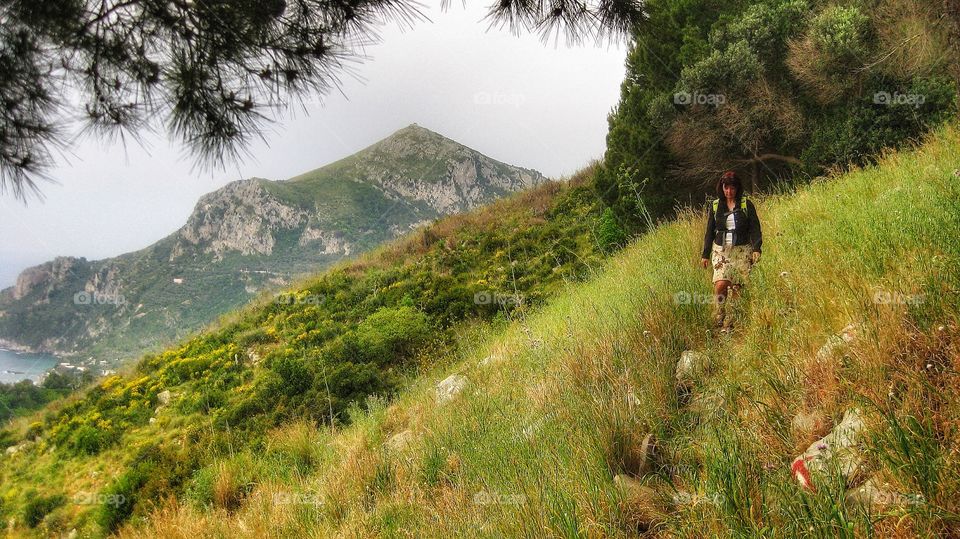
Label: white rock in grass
xmin=478 ymin=353 xmax=503 ymax=367
xmin=676 ymin=350 xmax=709 ymax=387
xmin=791 ymin=408 xmax=866 ymax=491
xmin=385 ymin=429 xmax=415 ymax=451
xmin=436 ymin=374 xmax=468 ymax=404
xmin=4 ymin=441 xmax=32 ymax=456
xmin=845 ymin=476 xmax=924 ymax=511
xmin=815 ymin=323 xmax=861 ymax=362
xmin=157 ymin=389 xmax=172 ymax=405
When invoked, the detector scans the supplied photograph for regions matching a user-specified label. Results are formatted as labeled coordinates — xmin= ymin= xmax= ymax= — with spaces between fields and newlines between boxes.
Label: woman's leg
xmin=713 ymin=279 xmax=730 ymax=326
xmin=721 ymin=247 xmax=752 ymax=330
xmin=714 ymin=280 xmax=730 ymax=302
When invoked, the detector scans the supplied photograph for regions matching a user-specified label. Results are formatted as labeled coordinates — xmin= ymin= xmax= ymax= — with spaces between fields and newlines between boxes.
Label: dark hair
xmin=716 ymin=170 xmax=742 ymax=198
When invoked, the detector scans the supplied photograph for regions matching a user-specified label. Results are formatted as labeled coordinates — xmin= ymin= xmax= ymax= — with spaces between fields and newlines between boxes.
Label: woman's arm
xmin=702 ymin=202 xmax=715 ymax=259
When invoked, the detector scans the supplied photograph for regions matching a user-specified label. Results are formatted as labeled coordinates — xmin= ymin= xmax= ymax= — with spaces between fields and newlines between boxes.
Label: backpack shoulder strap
xmin=714 ymin=197 xmax=750 ymax=218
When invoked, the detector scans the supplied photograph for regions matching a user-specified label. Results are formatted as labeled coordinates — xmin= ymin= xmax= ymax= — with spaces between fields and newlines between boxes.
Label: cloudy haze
xmin=0 ymin=1 xmax=627 ymax=288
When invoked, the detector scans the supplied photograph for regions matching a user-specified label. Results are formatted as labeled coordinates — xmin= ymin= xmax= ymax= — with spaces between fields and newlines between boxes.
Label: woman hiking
xmin=700 ymin=170 xmax=762 ymax=332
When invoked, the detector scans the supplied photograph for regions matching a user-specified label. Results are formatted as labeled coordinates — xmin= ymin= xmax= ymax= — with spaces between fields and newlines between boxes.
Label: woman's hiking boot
xmin=713 ymin=304 xmax=725 ymax=328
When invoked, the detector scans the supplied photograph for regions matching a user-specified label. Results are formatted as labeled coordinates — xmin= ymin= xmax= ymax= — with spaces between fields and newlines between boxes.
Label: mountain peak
xmin=390 ymin=123 xmax=439 ymax=138
xmin=363 ymin=123 xmax=464 ymax=156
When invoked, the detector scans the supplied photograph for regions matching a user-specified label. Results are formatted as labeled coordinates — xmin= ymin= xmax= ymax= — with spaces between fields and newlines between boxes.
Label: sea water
xmin=0 ymin=347 xmax=59 ymax=384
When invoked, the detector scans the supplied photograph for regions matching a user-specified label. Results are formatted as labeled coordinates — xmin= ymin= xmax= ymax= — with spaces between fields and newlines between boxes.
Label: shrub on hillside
xmin=22 ymin=492 xmax=66 ymax=528
xmin=597 ymin=207 xmax=628 ymax=253
xmin=272 ymin=355 xmax=314 ymax=396
xmin=355 ymin=306 xmax=432 ymax=363
xmin=70 ymin=424 xmax=117 ymax=456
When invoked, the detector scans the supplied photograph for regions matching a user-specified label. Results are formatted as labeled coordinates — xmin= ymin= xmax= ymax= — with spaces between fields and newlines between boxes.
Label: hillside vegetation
xmin=112 ymin=124 xmax=960 ymax=537
xmin=0 ymin=167 xmax=607 ymax=536
xmin=4 ymin=117 xmax=959 ymax=535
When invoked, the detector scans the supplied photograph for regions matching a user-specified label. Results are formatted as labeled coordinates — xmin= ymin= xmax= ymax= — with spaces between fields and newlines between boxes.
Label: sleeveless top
xmin=723 ymin=212 xmax=736 ymax=247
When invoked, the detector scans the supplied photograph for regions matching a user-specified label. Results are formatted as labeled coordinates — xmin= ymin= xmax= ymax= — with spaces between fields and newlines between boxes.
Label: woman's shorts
xmin=711 ymin=243 xmax=753 ymax=285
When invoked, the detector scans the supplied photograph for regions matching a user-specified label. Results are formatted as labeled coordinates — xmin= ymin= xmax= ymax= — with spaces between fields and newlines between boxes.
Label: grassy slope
xmin=0 ymin=169 xmax=606 ymax=536
xmin=126 ymin=125 xmax=960 ymax=537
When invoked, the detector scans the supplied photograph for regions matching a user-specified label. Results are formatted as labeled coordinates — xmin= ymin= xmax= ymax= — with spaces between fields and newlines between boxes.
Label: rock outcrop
xmin=676 ymin=350 xmax=710 ymax=389
xmin=170 ymin=179 xmax=309 ymax=261
xmin=8 ymin=257 xmax=85 ymax=302
xmin=436 ymin=374 xmax=469 ymax=404
xmin=791 ymin=408 xmax=866 ymax=491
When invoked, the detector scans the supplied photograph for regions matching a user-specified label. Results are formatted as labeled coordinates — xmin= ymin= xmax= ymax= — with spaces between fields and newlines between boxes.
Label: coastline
xmin=0 ymin=337 xmax=73 ymax=357
xmin=0 ymin=344 xmax=62 ymax=385
xmin=0 ymin=337 xmax=42 ymax=354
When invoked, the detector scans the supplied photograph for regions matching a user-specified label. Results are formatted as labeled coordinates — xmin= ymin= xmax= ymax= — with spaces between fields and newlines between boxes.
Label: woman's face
xmin=723 ymin=183 xmax=738 ymax=200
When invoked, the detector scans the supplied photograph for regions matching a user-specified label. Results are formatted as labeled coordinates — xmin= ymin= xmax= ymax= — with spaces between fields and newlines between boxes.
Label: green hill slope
xmin=121 ymin=125 xmax=959 ymax=537
xmin=3 ymin=123 xmax=960 ymax=537
xmin=0 ymin=166 xmax=604 ymax=536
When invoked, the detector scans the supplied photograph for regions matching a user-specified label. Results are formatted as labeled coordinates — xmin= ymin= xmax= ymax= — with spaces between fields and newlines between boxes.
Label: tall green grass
xmin=125 ymin=125 xmax=960 ymax=537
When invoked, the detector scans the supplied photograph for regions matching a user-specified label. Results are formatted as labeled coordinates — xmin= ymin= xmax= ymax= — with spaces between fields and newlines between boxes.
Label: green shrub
xmin=272 ymin=355 xmax=314 ymax=396
xmin=810 ymin=5 xmax=871 ymax=62
xmin=99 ymin=460 xmax=160 ymax=532
xmin=355 ymin=306 xmax=431 ymax=363
xmin=22 ymin=492 xmax=66 ymax=528
xmin=179 ymin=385 xmax=227 ymax=414
xmin=185 ymin=465 xmax=218 ymax=509
xmin=70 ymin=424 xmax=116 ymax=456
xmin=596 ymin=207 xmax=628 ymax=253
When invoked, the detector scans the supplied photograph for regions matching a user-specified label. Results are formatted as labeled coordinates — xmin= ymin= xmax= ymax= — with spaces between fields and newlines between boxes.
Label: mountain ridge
xmin=0 ymin=124 xmax=546 ymax=367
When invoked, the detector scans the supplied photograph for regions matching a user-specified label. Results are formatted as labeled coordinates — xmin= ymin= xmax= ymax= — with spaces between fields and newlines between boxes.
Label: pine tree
xmin=0 ymin=0 xmax=643 ymax=199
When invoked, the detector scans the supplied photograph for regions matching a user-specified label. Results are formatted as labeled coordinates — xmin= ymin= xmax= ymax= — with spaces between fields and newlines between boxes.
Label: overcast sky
xmin=0 ymin=1 xmax=627 ymax=289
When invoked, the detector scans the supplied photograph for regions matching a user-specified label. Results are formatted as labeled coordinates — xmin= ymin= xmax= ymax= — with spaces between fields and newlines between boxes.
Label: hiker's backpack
xmin=712 ymin=196 xmax=750 ymax=220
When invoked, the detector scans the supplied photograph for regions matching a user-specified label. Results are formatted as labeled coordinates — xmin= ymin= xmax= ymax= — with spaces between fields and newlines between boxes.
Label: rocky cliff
xmin=0 ymin=124 xmax=547 ymax=369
